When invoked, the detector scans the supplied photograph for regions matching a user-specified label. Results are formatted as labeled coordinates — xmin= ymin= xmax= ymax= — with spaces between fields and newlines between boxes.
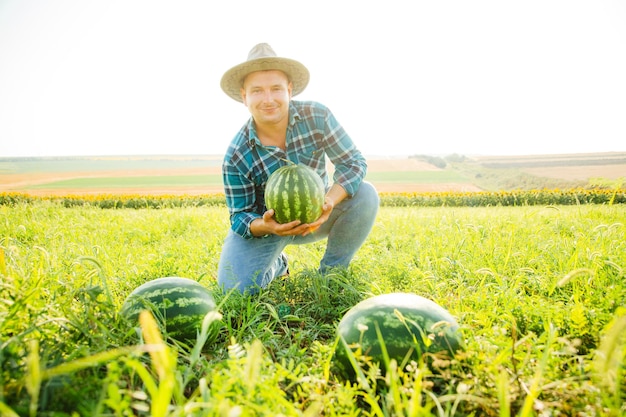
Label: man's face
xmin=241 ymin=70 xmax=292 ymax=126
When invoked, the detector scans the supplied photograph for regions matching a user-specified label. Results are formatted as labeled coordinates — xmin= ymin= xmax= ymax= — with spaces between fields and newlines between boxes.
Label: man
xmin=217 ymin=43 xmax=379 ymax=294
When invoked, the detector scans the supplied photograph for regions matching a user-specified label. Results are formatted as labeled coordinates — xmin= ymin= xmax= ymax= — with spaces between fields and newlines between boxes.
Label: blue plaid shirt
xmin=222 ymin=100 xmax=367 ymax=239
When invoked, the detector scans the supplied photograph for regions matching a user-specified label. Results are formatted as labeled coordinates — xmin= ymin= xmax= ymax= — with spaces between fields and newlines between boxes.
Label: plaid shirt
xmin=222 ymin=100 xmax=367 ymax=239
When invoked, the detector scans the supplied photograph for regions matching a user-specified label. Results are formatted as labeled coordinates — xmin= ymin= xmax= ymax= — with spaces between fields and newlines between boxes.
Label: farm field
xmin=472 ymin=152 xmax=626 ymax=182
xmin=1 ymin=201 xmax=625 ymax=415
xmin=1 ymin=152 xmax=624 ymax=195
xmin=0 ymin=155 xmax=478 ymax=195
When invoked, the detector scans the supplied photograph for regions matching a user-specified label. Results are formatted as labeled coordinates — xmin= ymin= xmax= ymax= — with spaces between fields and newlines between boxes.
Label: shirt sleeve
xmin=222 ymin=158 xmax=261 ymax=239
xmin=322 ymin=109 xmax=368 ymax=196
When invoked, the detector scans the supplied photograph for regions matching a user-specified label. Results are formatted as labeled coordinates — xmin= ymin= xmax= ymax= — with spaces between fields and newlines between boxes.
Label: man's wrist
xmin=249 ymin=217 xmax=269 ymax=238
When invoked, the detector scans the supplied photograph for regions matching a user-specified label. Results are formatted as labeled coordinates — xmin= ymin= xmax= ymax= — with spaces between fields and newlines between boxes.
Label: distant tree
xmin=444 ymin=153 xmax=467 ymax=163
xmin=410 ymin=154 xmax=447 ymax=169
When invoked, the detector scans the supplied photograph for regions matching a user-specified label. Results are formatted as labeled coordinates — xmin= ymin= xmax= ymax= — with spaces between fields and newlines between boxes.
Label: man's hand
xmin=250 ymin=183 xmax=349 ymax=238
xmin=303 ymin=183 xmax=348 ymax=236
xmin=302 ymin=197 xmax=334 ymax=236
xmin=250 ymin=209 xmax=312 ymax=237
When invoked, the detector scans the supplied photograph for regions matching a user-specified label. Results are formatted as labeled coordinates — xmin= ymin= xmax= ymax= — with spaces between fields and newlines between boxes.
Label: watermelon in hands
xmin=264 ymin=164 xmax=325 ymax=224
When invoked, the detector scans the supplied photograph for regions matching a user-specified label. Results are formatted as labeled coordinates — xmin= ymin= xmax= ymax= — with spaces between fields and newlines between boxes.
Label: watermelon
xmin=333 ymin=293 xmax=463 ymax=380
xmin=264 ymin=163 xmax=325 ymax=224
xmin=120 ymin=277 xmax=220 ymax=344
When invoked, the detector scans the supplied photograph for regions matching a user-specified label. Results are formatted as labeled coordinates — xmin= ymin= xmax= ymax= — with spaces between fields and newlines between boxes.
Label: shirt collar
xmin=289 ymin=101 xmax=302 ymax=126
xmin=246 ymin=117 xmax=262 ymax=148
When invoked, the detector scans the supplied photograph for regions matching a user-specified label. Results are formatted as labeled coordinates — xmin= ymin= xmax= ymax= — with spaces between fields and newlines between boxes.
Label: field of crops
xmin=3 ymin=152 xmax=624 ymax=196
xmin=1 ymin=195 xmax=625 ymax=416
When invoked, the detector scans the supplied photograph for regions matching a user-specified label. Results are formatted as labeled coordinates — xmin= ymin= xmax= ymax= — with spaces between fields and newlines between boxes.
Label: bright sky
xmin=1 ymin=0 xmax=625 ymax=158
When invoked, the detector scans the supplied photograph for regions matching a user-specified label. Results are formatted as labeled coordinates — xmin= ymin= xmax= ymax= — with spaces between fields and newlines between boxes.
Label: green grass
xmin=1 ymin=202 xmax=625 ymax=415
xmin=11 ymin=171 xmax=465 ymax=191
xmin=26 ymin=175 xmax=224 ymax=190
xmin=0 ymin=157 xmax=220 ymax=174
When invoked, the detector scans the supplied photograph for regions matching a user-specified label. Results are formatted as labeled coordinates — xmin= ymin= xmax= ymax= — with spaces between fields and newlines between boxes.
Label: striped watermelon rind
xmin=264 ymin=164 xmax=325 ymax=224
xmin=120 ymin=277 xmax=219 ymax=344
xmin=333 ymin=293 xmax=464 ymax=380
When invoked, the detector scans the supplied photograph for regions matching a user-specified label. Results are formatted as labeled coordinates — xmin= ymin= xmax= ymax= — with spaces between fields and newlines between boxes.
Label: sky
xmin=1 ymin=0 xmax=625 ymax=158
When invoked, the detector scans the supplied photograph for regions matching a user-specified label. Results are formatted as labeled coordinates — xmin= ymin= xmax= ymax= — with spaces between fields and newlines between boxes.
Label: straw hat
xmin=220 ymin=43 xmax=310 ymax=103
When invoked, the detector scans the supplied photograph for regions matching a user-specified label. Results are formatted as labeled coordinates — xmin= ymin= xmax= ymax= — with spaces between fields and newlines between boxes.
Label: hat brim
xmin=220 ymin=57 xmax=310 ymax=103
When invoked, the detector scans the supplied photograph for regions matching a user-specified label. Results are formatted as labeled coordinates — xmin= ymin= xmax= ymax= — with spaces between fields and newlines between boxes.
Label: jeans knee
xmin=357 ymin=181 xmax=380 ymax=215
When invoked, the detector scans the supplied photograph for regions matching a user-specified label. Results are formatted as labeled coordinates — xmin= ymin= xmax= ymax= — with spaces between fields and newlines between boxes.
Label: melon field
xmin=1 ymin=199 xmax=625 ymax=416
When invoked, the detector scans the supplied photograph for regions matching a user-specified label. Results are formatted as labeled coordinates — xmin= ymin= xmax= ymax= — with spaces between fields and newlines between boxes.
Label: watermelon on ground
xmin=264 ymin=163 xmax=325 ymax=224
xmin=120 ymin=277 xmax=220 ymax=344
xmin=333 ymin=292 xmax=464 ymax=380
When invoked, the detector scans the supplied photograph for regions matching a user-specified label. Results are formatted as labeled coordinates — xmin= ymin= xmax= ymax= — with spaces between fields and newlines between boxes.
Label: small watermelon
xmin=264 ymin=163 xmax=325 ymax=224
xmin=120 ymin=277 xmax=220 ymax=344
xmin=333 ymin=293 xmax=463 ymax=380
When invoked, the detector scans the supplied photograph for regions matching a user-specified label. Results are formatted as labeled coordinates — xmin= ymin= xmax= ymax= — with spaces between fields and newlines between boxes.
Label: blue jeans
xmin=217 ymin=181 xmax=379 ymax=294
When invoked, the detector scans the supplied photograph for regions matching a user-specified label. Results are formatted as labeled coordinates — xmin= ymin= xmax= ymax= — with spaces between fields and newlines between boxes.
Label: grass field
xmin=1 ymin=155 xmax=466 ymax=195
xmin=20 ymin=171 xmax=467 ymax=191
xmin=1 ymin=201 xmax=625 ymax=415
xmin=2 ymin=152 xmax=624 ymax=195
xmin=25 ymin=175 xmax=224 ymax=189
